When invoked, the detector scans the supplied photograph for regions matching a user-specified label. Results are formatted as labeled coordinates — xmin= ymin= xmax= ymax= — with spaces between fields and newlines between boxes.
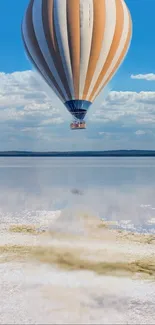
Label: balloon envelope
xmin=22 ymin=0 xmax=132 ymax=122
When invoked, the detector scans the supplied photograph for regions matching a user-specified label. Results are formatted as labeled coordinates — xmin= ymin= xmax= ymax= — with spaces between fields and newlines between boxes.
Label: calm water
xmin=0 ymin=157 xmax=155 ymax=233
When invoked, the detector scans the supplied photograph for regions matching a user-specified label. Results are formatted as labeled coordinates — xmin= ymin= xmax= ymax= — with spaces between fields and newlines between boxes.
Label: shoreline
xmin=0 ymin=150 xmax=155 ymax=157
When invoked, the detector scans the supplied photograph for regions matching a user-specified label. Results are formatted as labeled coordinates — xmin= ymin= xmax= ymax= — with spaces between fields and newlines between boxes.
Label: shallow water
xmin=0 ymin=157 xmax=155 ymax=232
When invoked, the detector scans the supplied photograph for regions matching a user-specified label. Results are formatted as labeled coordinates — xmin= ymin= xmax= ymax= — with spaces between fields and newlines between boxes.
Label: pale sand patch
xmin=1 ymin=262 xmax=155 ymax=324
xmin=0 ymin=216 xmax=155 ymax=324
xmin=0 ymin=216 xmax=154 ymax=279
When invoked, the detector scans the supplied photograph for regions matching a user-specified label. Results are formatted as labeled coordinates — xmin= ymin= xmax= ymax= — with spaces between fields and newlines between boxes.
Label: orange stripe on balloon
xmin=82 ymin=0 xmax=106 ymax=100
xmin=93 ymin=10 xmax=132 ymax=102
xmin=89 ymin=0 xmax=124 ymax=102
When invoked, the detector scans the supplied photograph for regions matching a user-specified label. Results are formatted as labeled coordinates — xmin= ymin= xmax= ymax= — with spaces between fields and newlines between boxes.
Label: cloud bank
xmin=0 ymin=70 xmax=155 ymax=150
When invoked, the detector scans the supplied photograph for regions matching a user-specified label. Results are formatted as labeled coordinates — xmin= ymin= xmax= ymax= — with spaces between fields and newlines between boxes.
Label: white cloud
xmin=1 ymin=70 xmax=155 ymax=150
xmin=92 ymin=91 xmax=155 ymax=125
xmin=135 ymin=130 xmax=146 ymax=136
xmin=2 ymin=71 xmax=155 ymax=128
xmin=99 ymin=132 xmax=106 ymax=136
xmin=0 ymin=70 xmax=65 ymax=123
xmin=131 ymin=74 xmax=155 ymax=81
xmin=40 ymin=117 xmax=64 ymax=125
xmin=98 ymin=132 xmax=111 ymax=138
xmin=135 ymin=129 xmax=153 ymax=136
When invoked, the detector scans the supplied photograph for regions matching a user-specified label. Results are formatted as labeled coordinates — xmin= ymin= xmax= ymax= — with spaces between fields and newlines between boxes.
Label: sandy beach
xmin=0 ymin=212 xmax=155 ymax=324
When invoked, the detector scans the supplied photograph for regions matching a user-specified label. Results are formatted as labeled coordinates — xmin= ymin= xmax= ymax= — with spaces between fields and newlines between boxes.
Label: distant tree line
xmin=0 ymin=150 xmax=155 ymax=157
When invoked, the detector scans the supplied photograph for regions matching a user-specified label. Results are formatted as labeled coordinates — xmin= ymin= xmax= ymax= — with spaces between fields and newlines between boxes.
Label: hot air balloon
xmin=21 ymin=0 xmax=132 ymax=130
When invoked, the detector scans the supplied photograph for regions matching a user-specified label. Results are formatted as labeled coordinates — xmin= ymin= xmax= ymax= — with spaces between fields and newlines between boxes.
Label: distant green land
xmin=0 ymin=150 xmax=155 ymax=157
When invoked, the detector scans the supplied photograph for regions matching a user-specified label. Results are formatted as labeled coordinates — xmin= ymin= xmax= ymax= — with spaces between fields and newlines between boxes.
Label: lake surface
xmin=0 ymin=157 xmax=155 ymax=233
xmin=1 ymin=157 xmax=155 ymax=325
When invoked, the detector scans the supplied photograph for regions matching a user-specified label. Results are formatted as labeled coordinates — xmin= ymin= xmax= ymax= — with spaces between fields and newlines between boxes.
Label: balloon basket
xmin=70 ymin=120 xmax=86 ymax=130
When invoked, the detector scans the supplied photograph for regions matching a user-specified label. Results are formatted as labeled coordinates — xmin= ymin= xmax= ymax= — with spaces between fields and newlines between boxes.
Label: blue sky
xmin=0 ymin=0 xmax=155 ymax=151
